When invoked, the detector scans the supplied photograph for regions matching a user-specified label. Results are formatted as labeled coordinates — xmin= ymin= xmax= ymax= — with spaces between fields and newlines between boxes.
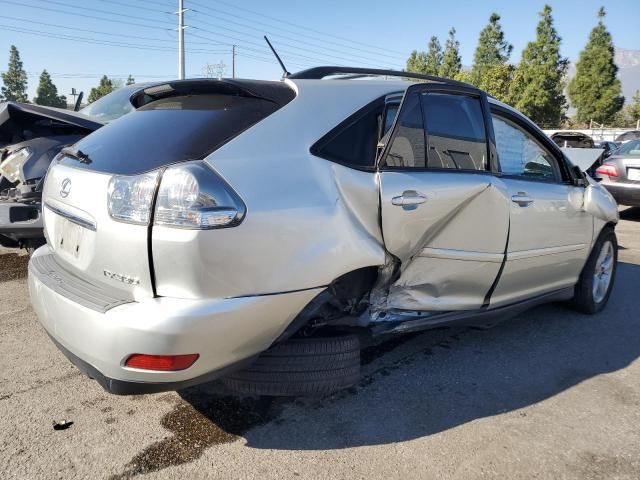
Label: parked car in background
xmin=28 ymin=68 xmax=619 ymax=397
xmin=596 ymin=139 xmax=640 ymax=206
xmin=596 ymin=140 xmax=620 ymax=158
xmin=551 ymin=131 xmax=595 ymax=148
xmin=0 ymin=83 xmax=154 ymax=251
xmin=615 ymin=130 xmax=640 ymax=144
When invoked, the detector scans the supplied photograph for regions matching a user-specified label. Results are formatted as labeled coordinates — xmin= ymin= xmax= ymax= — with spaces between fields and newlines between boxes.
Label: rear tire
xmin=571 ymin=227 xmax=617 ymax=314
xmin=222 ymin=334 xmax=361 ymax=396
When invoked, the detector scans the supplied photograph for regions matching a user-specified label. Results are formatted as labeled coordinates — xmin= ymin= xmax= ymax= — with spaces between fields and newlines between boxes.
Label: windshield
xmin=79 ymin=84 xmax=140 ymax=123
xmin=617 ymin=139 xmax=640 ymax=155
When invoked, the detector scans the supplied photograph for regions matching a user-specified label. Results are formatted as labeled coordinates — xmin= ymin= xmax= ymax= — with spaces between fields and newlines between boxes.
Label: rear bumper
xmin=0 ymin=199 xmax=43 ymax=247
xmin=28 ymin=246 xmax=322 ymax=394
xmin=602 ymin=183 xmax=640 ymax=207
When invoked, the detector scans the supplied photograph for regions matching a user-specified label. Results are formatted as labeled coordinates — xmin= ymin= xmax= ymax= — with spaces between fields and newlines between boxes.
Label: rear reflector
xmin=125 ymin=353 xmax=199 ymax=371
xmin=595 ymin=164 xmax=618 ymax=177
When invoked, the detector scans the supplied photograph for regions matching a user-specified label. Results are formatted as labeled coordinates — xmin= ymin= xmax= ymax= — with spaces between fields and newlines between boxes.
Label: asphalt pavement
xmin=1 ymin=209 xmax=640 ymax=479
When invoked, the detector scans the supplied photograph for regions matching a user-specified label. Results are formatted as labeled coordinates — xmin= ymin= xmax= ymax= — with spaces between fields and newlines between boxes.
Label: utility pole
xmin=232 ymin=45 xmax=236 ymax=79
xmin=69 ymin=88 xmax=78 ymax=105
xmin=177 ymin=0 xmax=186 ymax=79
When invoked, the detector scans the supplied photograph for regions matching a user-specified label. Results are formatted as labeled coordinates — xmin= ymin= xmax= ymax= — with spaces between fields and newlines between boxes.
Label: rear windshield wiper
xmin=61 ymin=146 xmax=92 ymax=165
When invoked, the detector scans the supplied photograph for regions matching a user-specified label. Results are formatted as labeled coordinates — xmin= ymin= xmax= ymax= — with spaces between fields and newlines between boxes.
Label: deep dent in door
xmin=372 ymin=179 xmax=509 ymax=315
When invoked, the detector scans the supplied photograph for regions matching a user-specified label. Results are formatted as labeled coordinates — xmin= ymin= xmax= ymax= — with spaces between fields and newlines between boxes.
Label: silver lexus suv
xmin=28 ymin=68 xmax=619 ymax=396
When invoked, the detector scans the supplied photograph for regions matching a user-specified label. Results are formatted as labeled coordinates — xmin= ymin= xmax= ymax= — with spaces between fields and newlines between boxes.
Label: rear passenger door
xmin=489 ymin=109 xmax=592 ymax=306
xmin=378 ymin=84 xmax=510 ymax=311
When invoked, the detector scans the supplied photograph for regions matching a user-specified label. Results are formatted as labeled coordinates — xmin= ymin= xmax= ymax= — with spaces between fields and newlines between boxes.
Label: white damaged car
xmin=28 ymin=68 xmax=619 ymax=396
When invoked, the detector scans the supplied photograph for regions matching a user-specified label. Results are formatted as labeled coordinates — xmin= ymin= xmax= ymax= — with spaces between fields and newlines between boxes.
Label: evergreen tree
xmin=1 ymin=45 xmax=28 ymax=103
xmin=406 ymin=36 xmax=442 ymax=76
xmin=440 ymin=28 xmax=462 ymax=79
xmin=567 ymin=7 xmax=624 ymax=124
xmin=87 ymin=75 xmax=114 ymax=103
xmin=33 ymin=70 xmax=67 ymax=108
xmin=613 ymin=90 xmax=640 ymax=127
xmin=629 ymin=90 xmax=640 ymax=124
xmin=478 ymin=64 xmax=515 ymax=103
xmin=406 ymin=50 xmax=428 ymax=75
xmin=125 ymin=74 xmax=135 ymax=86
xmin=424 ymin=36 xmax=443 ymax=76
xmin=509 ymin=5 xmax=568 ymax=127
xmin=472 ymin=13 xmax=513 ymax=84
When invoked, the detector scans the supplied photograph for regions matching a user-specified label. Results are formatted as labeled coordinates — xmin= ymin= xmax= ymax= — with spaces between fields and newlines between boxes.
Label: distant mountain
xmin=615 ymin=48 xmax=640 ymax=102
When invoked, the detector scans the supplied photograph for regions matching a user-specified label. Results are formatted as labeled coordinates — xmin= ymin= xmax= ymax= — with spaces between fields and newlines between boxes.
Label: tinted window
xmin=422 ymin=93 xmax=487 ymax=170
xmin=384 ymin=94 xmax=425 ymax=168
xmin=492 ymin=114 xmax=558 ymax=181
xmin=383 ymin=104 xmax=399 ymax=135
xmin=617 ymin=139 xmax=640 ymax=155
xmin=314 ymin=103 xmax=382 ymax=167
xmin=60 ymin=94 xmax=282 ymax=175
xmin=79 ymin=84 xmax=142 ymax=123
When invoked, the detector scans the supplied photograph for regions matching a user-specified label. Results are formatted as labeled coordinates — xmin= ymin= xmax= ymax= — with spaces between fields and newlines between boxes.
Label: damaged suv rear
xmin=29 ymin=70 xmax=619 ymax=396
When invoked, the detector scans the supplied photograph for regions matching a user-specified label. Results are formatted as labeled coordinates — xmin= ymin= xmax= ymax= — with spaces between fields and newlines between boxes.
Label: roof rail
xmin=287 ymin=66 xmax=476 ymax=89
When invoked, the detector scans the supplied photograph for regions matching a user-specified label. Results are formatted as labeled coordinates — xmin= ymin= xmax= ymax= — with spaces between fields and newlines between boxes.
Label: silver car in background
xmin=28 ymin=68 xmax=619 ymax=396
xmin=596 ymin=139 xmax=640 ymax=207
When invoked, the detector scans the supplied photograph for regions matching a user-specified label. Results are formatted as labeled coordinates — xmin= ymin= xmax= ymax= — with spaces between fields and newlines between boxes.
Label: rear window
xmin=59 ymin=94 xmax=284 ymax=175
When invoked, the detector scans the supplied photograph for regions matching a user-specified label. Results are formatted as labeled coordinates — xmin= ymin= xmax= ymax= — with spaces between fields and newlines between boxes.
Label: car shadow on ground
xmin=619 ymin=206 xmax=640 ymax=222
xmin=113 ymin=261 xmax=640 ymax=477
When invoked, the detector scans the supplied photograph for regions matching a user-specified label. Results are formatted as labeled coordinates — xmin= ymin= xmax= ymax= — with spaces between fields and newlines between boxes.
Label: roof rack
xmin=287 ymin=66 xmax=476 ymax=90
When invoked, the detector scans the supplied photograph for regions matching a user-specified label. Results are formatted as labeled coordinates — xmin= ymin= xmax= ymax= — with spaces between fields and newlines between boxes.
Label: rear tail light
xmin=154 ymin=162 xmax=246 ymax=229
xmin=124 ymin=353 xmax=199 ymax=371
xmin=106 ymin=161 xmax=245 ymax=229
xmin=595 ymin=164 xmax=618 ymax=177
xmin=107 ymin=171 xmax=159 ymax=225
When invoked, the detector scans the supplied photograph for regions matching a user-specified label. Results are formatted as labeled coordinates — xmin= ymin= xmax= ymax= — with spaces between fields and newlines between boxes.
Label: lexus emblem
xmin=60 ymin=178 xmax=71 ymax=198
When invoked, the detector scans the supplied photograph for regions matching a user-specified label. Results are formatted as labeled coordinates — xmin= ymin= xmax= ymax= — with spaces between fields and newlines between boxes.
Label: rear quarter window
xmin=311 ymin=98 xmax=387 ymax=169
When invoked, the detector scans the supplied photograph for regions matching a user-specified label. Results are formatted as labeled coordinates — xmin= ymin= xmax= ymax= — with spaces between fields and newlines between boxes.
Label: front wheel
xmin=571 ymin=227 xmax=618 ymax=314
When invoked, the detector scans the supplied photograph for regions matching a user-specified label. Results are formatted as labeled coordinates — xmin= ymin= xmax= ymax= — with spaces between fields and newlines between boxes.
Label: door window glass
xmin=492 ymin=114 xmax=558 ymax=181
xmin=384 ymin=94 xmax=425 ymax=167
xmin=422 ymin=93 xmax=487 ymax=170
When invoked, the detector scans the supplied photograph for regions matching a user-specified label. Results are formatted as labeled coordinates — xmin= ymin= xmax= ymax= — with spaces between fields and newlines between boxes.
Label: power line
xmin=97 ymin=0 xmax=174 ymax=16
xmin=194 ymin=0 xmax=407 ymax=56
xmin=0 ymin=24 xmax=229 ymax=55
xmin=0 ymin=14 xmax=215 ymax=46
xmin=188 ymin=1 xmax=404 ymax=63
xmin=5 ymin=0 xmax=373 ymax=68
xmin=187 ymin=9 xmax=403 ymax=66
xmin=0 ymin=0 xmax=172 ymax=31
xmin=31 ymin=0 xmax=175 ymax=27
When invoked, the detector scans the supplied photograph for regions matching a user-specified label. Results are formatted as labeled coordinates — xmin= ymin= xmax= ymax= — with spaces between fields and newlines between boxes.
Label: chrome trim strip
xmin=509 ymin=244 xmax=587 ymax=260
xmin=417 ymin=247 xmax=504 ymax=263
xmin=44 ymin=202 xmax=97 ymax=232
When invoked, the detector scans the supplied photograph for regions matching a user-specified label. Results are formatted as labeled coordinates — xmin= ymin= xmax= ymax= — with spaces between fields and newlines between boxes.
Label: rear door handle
xmin=511 ymin=192 xmax=534 ymax=207
xmin=392 ymin=190 xmax=427 ymax=209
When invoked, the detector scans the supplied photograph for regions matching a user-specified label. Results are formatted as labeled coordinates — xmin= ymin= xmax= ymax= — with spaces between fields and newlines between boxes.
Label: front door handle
xmin=511 ymin=192 xmax=534 ymax=207
xmin=392 ymin=190 xmax=427 ymax=209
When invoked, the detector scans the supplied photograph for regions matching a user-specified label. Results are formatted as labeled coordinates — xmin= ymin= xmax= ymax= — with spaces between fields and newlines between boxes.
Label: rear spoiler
xmin=130 ymin=79 xmax=295 ymax=109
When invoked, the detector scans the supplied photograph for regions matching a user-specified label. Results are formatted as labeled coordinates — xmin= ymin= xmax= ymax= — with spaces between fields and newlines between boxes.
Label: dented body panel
xmin=379 ymin=171 xmax=509 ymax=310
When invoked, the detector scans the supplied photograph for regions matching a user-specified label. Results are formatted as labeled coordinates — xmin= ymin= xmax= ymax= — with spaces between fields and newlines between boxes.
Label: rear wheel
xmin=571 ymin=227 xmax=617 ymax=314
xmin=222 ymin=334 xmax=361 ymax=396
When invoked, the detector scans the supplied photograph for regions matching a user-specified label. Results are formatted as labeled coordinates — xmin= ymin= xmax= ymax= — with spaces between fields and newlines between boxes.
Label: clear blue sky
xmin=0 ymin=0 xmax=638 ymax=99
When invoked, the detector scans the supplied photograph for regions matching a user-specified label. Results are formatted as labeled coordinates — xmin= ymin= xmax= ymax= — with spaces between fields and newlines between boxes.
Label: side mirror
xmin=571 ymin=164 xmax=588 ymax=187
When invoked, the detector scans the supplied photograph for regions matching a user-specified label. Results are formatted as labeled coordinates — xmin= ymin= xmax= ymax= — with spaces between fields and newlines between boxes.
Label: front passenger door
xmin=489 ymin=111 xmax=592 ymax=306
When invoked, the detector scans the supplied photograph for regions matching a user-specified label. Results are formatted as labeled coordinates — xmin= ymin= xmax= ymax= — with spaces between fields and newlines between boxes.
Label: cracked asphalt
xmin=2 ymin=208 xmax=640 ymax=479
